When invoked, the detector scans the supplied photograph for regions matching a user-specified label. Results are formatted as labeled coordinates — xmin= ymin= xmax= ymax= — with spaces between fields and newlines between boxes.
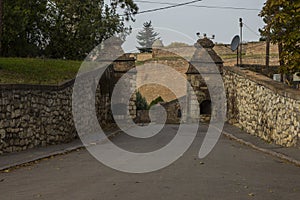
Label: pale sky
xmin=122 ymin=0 xmax=267 ymax=52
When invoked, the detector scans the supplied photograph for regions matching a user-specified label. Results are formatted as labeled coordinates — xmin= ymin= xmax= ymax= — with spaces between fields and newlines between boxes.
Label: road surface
xmin=1 ymin=124 xmax=300 ymax=200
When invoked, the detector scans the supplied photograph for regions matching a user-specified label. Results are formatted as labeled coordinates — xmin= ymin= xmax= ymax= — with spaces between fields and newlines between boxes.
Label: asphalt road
xmin=1 ymin=124 xmax=300 ymax=200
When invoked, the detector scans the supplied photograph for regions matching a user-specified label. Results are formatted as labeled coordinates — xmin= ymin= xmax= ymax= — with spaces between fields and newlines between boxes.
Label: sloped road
xmin=1 ymin=124 xmax=300 ymax=200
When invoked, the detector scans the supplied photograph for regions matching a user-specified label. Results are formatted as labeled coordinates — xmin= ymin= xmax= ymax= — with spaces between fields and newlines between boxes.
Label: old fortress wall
xmin=0 ymin=59 xmax=137 ymax=154
xmin=0 ymin=74 xmax=111 ymax=154
xmin=223 ymin=66 xmax=300 ymax=147
xmin=0 ymin=40 xmax=299 ymax=154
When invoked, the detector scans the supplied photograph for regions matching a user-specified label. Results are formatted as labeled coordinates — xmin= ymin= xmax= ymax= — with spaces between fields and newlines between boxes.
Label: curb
xmin=2 ymin=126 xmax=299 ymax=171
xmin=222 ymin=130 xmax=300 ymax=167
xmin=0 ymin=129 xmax=122 ymax=172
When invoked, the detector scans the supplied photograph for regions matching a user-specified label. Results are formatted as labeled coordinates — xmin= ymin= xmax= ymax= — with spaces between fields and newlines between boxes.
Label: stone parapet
xmin=223 ymin=66 xmax=300 ymax=147
xmin=0 ymin=57 xmax=137 ymax=154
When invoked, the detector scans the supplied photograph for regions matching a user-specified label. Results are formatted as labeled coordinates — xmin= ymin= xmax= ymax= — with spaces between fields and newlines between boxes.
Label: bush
xmin=136 ymin=92 xmax=148 ymax=110
xmin=148 ymin=96 xmax=164 ymax=109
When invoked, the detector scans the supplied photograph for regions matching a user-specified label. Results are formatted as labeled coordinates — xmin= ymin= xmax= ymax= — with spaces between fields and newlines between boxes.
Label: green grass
xmin=0 ymin=57 xmax=82 ymax=85
xmin=219 ymin=54 xmax=237 ymax=59
xmin=135 ymin=61 xmax=146 ymax=66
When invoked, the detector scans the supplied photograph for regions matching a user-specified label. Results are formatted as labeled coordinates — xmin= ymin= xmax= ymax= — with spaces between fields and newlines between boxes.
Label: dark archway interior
xmin=200 ymin=100 xmax=212 ymax=115
xmin=177 ymin=108 xmax=182 ymax=118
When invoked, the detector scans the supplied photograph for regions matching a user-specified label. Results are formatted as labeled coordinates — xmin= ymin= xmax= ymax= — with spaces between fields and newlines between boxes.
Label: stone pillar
xmin=185 ymin=38 xmax=224 ymax=123
xmin=113 ymin=55 xmax=137 ymax=121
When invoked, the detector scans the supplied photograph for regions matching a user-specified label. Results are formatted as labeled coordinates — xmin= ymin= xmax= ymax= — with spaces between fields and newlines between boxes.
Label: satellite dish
xmin=230 ymin=35 xmax=240 ymax=51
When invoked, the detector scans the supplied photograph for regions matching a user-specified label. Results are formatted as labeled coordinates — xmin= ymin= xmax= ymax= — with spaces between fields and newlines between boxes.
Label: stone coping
xmin=223 ymin=66 xmax=300 ymax=101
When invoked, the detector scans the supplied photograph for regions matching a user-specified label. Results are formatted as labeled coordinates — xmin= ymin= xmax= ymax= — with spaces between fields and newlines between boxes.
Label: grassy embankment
xmin=0 ymin=57 xmax=82 ymax=85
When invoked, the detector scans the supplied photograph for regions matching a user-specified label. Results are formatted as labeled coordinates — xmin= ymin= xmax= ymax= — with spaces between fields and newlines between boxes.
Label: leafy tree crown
xmin=259 ymin=0 xmax=300 ymax=73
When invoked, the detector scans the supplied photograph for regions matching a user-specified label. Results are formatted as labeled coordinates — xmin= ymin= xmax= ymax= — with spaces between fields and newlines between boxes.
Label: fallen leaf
xmin=248 ymin=193 xmax=255 ymax=197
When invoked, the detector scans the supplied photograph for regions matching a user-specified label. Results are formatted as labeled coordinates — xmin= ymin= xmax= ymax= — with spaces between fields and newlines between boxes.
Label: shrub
xmin=148 ymin=96 xmax=164 ymax=109
xmin=136 ymin=91 xmax=148 ymax=110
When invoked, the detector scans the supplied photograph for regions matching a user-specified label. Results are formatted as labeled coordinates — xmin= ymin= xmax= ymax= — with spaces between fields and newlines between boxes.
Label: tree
xmin=45 ymin=0 xmax=138 ymax=60
xmin=259 ymin=0 xmax=300 ymax=73
xmin=136 ymin=91 xmax=148 ymax=110
xmin=0 ymin=0 xmax=3 ymax=55
xmin=0 ymin=0 xmax=138 ymax=59
xmin=1 ymin=0 xmax=49 ymax=57
xmin=136 ymin=21 xmax=160 ymax=53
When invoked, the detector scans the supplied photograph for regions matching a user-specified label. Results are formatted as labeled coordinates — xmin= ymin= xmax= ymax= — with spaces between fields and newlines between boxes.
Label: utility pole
xmin=265 ymin=17 xmax=271 ymax=69
xmin=239 ymin=18 xmax=243 ymax=66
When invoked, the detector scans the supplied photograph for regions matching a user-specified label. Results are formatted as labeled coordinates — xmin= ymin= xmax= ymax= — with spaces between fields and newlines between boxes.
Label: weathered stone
xmin=0 ymin=129 xmax=5 ymax=139
xmin=0 ymin=57 xmax=136 ymax=154
xmin=224 ymin=66 xmax=300 ymax=147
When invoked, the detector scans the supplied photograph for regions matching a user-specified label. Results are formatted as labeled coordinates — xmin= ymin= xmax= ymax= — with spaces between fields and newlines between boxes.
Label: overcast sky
xmin=122 ymin=0 xmax=266 ymax=52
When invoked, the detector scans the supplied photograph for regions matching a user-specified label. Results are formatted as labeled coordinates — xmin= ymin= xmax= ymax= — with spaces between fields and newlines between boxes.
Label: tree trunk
xmin=278 ymin=42 xmax=284 ymax=66
xmin=0 ymin=0 xmax=3 ymax=56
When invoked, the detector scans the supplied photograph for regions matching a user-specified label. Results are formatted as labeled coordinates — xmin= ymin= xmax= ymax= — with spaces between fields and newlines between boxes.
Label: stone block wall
xmin=135 ymin=110 xmax=150 ymax=124
xmin=223 ymin=66 xmax=300 ymax=147
xmin=137 ymin=58 xmax=189 ymax=103
xmin=0 ymin=82 xmax=75 ymax=153
xmin=0 ymin=74 xmax=112 ymax=154
xmin=161 ymin=99 xmax=182 ymax=124
xmin=136 ymin=53 xmax=152 ymax=62
xmin=0 ymin=58 xmax=137 ymax=154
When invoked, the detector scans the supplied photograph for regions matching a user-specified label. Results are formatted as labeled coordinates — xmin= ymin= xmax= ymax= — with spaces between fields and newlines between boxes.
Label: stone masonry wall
xmin=223 ymin=66 xmax=300 ymax=147
xmin=0 ymin=82 xmax=75 ymax=154
xmin=0 ymin=73 xmax=112 ymax=154
xmin=137 ymin=58 xmax=189 ymax=103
